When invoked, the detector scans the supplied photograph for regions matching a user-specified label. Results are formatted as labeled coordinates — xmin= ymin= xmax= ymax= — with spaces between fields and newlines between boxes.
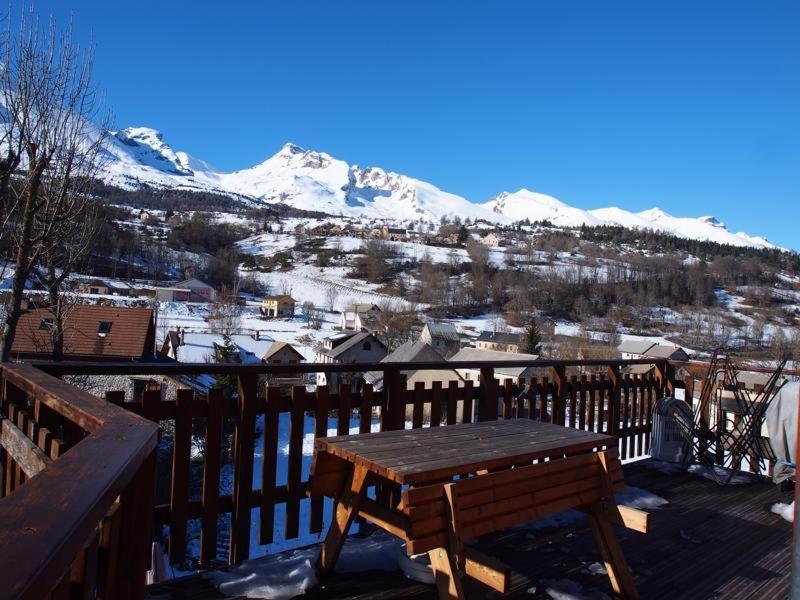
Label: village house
xmin=162 ymin=330 xmax=278 ymax=364
xmin=338 ymin=304 xmax=382 ymax=331
xmin=161 ymin=331 xmax=305 ymax=392
xmin=153 ymin=286 xmax=192 ymax=302
xmin=363 ymin=340 xmax=463 ymax=392
xmin=480 ymin=232 xmax=501 ymax=247
xmin=449 ymin=347 xmax=540 ymax=382
xmin=475 ymin=330 xmax=526 ymax=353
xmin=81 ymin=278 xmax=132 ymax=296
xmin=314 ymin=331 xmax=387 ymax=388
xmin=618 ymin=340 xmax=690 ymax=362
xmin=175 ymin=278 xmax=215 ymax=303
xmin=260 ymin=294 xmax=296 ymax=318
xmin=380 ymin=225 xmax=407 ymax=241
xmin=11 ymin=305 xmax=159 ymax=400
xmin=419 ymin=321 xmax=461 ymax=358
xmin=12 ymin=305 xmax=156 ymax=361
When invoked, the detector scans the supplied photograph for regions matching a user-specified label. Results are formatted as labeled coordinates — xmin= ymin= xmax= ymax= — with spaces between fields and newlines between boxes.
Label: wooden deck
xmin=146 ymin=459 xmax=794 ymax=600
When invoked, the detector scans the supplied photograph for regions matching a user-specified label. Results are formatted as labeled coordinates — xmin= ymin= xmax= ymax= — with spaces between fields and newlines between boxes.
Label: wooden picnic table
xmin=309 ymin=419 xmax=647 ymax=599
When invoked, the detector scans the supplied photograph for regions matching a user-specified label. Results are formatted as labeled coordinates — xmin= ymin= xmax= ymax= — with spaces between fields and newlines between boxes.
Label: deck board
xmin=146 ymin=459 xmax=793 ymax=600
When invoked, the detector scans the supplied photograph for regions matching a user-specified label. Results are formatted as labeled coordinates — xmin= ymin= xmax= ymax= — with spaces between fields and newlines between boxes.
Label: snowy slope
xmin=95 ymin=128 xmax=779 ymax=249
xmin=483 ymin=189 xmax=604 ymax=227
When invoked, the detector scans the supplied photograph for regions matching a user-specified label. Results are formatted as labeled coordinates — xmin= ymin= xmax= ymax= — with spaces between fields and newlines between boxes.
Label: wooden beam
xmin=0 ymin=416 xmax=51 ymax=478
xmin=316 ymin=465 xmax=370 ymax=575
xmin=428 ymin=546 xmax=465 ymax=600
xmin=463 ymin=547 xmax=510 ymax=594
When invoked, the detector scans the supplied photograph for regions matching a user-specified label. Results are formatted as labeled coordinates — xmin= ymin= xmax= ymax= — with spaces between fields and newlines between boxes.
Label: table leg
xmin=587 ymin=503 xmax=639 ymax=600
xmin=316 ymin=465 xmax=370 ymax=575
xmin=428 ymin=547 xmax=465 ymax=600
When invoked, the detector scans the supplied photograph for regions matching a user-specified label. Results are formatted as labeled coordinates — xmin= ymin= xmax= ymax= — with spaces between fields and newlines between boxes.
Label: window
xmin=39 ymin=318 xmax=54 ymax=331
xmin=98 ymin=321 xmax=112 ymax=337
xmin=363 ymin=341 xmax=371 ymax=351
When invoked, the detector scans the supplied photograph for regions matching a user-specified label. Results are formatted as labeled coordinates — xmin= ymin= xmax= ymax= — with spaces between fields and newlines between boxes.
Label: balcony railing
xmin=0 ymin=357 xmax=792 ymax=599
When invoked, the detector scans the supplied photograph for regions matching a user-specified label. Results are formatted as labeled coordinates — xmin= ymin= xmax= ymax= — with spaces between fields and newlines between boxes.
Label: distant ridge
xmin=98 ymin=128 xmax=780 ymax=250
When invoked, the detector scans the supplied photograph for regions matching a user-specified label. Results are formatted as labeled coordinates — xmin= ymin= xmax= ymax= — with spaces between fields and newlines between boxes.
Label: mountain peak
xmin=95 ymin=127 xmax=781 ymax=250
xmin=278 ymin=142 xmax=306 ymax=156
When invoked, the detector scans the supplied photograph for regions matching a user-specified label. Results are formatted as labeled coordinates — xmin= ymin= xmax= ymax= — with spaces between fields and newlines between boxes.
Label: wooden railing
xmin=30 ymin=358 xmax=669 ymax=571
xmin=7 ymin=355 xmax=793 ymax=597
xmin=0 ymin=364 xmax=159 ymax=600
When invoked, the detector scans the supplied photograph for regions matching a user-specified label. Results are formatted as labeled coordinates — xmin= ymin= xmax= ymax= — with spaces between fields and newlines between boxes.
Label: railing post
xmin=382 ymin=369 xmax=406 ymax=431
xmin=550 ymin=366 xmax=567 ymax=426
xmin=478 ymin=367 xmax=498 ymax=422
xmin=607 ymin=366 xmax=621 ymax=440
xmin=654 ymin=361 xmax=675 ymax=397
xmin=117 ymin=449 xmax=156 ymax=600
xmin=230 ymin=374 xmax=257 ymax=565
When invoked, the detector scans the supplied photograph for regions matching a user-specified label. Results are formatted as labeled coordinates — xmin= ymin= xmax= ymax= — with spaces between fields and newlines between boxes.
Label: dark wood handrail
xmin=0 ymin=364 xmax=159 ymax=600
xmin=34 ymin=357 xmax=668 ymax=376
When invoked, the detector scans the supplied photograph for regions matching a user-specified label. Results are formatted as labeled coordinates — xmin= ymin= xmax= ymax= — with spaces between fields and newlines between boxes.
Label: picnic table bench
xmin=309 ymin=419 xmax=648 ymax=599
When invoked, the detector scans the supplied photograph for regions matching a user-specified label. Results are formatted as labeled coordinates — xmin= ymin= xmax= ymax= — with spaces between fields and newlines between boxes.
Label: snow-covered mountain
xmin=97 ymin=127 xmax=780 ymax=250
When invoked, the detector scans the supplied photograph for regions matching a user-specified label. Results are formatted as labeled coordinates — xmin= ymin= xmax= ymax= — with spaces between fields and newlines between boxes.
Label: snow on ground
xmin=237 ymin=233 xmax=299 ymax=255
xmin=771 ymin=501 xmax=794 ymax=523
xmin=156 ymin=300 xmax=341 ymax=361
xmin=254 ymin=263 xmax=419 ymax=312
xmin=613 ymin=486 xmax=668 ymax=510
xmin=687 ymin=464 xmax=757 ymax=485
xmin=205 ymin=531 xmax=401 ymax=600
xmin=538 ymin=577 xmax=611 ymax=599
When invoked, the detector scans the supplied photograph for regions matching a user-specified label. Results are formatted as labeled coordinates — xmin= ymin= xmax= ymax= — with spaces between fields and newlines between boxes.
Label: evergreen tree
xmin=213 ymin=334 xmax=239 ymax=397
xmin=525 ymin=317 xmax=542 ymax=355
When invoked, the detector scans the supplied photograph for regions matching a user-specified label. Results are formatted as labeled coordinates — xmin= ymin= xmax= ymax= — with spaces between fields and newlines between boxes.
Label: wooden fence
xmin=24 ymin=358 xmax=667 ymax=570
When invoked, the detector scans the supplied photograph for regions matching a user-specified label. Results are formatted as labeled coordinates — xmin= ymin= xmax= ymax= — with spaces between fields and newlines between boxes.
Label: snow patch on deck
xmin=204 ymin=532 xmax=401 ymax=599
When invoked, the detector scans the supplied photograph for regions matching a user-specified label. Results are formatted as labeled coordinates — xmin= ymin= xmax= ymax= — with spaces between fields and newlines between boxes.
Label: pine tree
xmin=525 ymin=317 xmax=542 ymax=355
xmin=213 ymin=334 xmax=239 ymax=397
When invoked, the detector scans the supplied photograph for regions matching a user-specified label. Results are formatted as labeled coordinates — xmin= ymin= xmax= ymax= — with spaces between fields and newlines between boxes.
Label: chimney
xmin=254 ymin=330 xmax=260 ymax=341
xmin=178 ymin=326 xmax=184 ymax=346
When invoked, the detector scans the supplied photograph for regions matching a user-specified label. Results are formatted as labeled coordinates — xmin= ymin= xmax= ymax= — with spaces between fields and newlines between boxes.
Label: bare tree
xmin=0 ymin=8 xmax=108 ymax=361
xmin=207 ymin=284 xmax=242 ymax=335
xmin=325 ymin=285 xmax=339 ymax=311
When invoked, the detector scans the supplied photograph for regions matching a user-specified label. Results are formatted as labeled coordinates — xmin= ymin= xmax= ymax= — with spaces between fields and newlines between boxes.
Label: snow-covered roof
xmin=449 ymin=347 xmax=539 ymax=378
xmin=326 ymin=331 xmax=386 ymax=360
xmin=423 ymin=322 xmax=459 ymax=341
xmin=174 ymin=332 xmax=275 ymax=364
xmin=476 ymin=330 xmax=524 ymax=344
xmin=618 ymin=340 xmax=657 ymax=355
xmin=176 ymin=278 xmax=214 ymax=289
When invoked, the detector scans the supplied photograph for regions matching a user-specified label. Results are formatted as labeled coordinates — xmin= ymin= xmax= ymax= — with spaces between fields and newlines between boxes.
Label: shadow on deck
xmin=146 ymin=459 xmax=794 ymax=600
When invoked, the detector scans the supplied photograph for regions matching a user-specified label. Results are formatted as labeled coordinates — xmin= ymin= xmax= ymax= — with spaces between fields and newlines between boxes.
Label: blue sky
xmin=22 ymin=1 xmax=800 ymax=249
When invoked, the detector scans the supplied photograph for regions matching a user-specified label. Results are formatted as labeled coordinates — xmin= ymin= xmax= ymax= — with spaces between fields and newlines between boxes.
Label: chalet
xmin=363 ymin=340 xmax=463 ymax=391
xmin=161 ymin=330 xmax=302 ymax=366
xmin=260 ymin=295 xmax=296 ymax=318
xmin=380 ymin=226 xmax=407 ymax=241
xmin=481 ymin=232 xmax=501 ymax=247
xmin=81 ymin=278 xmax=132 ymax=297
xmin=175 ymin=278 xmax=215 ymax=303
xmin=419 ymin=322 xmax=460 ymax=358
xmin=153 ymin=287 xmax=192 ymax=302
xmin=618 ymin=340 xmax=658 ymax=360
xmin=11 ymin=305 xmax=156 ymax=361
xmin=449 ymin=347 xmax=540 ymax=382
xmin=339 ymin=304 xmax=382 ymax=331
xmin=618 ymin=340 xmax=690 ymax=362
xmin=262 ymin=341 xmax=304 ymax=365
xmin=315 ymin=331 xmax=387 ymax=388
xmin=476 ymin=330 xmax=526 ymax=353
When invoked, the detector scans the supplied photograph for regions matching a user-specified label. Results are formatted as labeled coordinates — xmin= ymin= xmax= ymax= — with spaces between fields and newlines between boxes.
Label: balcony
xmin=0 ymin=358 xmax=795 ymax=599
